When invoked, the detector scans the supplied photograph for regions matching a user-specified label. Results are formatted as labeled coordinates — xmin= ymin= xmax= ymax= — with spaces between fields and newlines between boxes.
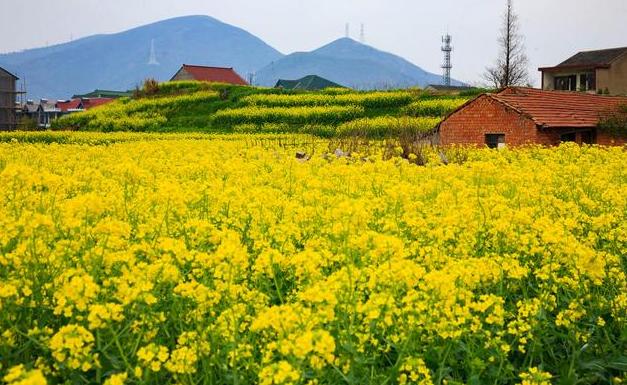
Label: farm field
xmin=1 ymin=132 xmax=626 ymax=385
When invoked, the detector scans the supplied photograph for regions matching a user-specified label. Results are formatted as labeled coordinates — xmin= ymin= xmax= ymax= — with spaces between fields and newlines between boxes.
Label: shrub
xmin=598 ymin=104 xmax=627 ymax=137
xmin=143 ymin=78 xmax=160 ymax=96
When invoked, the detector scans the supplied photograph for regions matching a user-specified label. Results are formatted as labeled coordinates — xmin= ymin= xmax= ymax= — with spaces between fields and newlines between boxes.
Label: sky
xmin=1 ymin=0 xmax=626 ymax=85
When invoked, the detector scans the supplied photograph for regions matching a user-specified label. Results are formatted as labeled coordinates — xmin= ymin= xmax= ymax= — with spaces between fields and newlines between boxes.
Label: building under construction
xmin=0 ymin=66 xmax=20 ymax=130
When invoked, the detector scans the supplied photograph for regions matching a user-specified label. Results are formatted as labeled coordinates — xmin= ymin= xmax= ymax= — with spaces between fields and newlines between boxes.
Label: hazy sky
xmin=1 ymin=0 xmax=626 ymax=85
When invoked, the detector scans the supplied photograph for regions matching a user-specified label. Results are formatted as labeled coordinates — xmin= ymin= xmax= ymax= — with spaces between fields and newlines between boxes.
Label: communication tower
xmin=441 ymin=34 xmax=453 ymax=86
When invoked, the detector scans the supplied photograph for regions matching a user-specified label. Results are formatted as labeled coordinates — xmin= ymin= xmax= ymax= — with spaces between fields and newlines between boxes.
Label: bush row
xmin=53 ymin=91 xmax=220 ymax=131
xmin=336 ymin=116 xmax=442 ymax=138
xmin=212 ymin=105 xmax=365 ymax=127
xmin=402 ymin=98 xmax=469 ymax=117
xmin=241 ymin=91 xmax=414 ymax=108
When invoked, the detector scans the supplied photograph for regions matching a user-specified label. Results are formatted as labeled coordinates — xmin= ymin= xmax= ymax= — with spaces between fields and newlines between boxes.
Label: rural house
xmin=0 ymin=66 xmax=20 ymax=130
xmin=438 ymin=87 xmax=627 ymax=147
xmin=170 ymin=64 xmax=248 ymax=85
xmin=36 ymin=99 xmax=62 ymax=128
xmin=275 ymin=75 xmax=344 ymax=91
xmin=539 ymin=47 xmax=627 ymax=95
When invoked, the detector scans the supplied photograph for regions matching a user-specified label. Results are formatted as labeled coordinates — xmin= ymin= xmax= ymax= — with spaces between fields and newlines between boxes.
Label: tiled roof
xmin=540 ymin=47 xmax=627 ymax=71
xmin=177 ymin=64 xmax=248 ymax=85
xmin=81 ymin=98 xmax=114 ymax=110
xmin=491 ymin=87 xmax=627 ymax=128
xmin=72 ymin=90 xmax=131 ymax=99
xmin=559 ymin=47 xmax=627 ymax=67
xmin=23 ymin=102 xmax=39 ymax=113
xmin=39 ymin=100 xmax=59 ymax=112
xmin=57 ymin=99 xmax=82 ymax=112
xmin=275 ymin=75 xmax=344 ymax=90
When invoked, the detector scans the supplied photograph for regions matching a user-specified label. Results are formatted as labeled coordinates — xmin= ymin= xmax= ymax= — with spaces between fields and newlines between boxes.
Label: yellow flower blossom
xmin=2 ymin=365 xmax=47 ymax=385
xmin=48 ymin=325 xmax=98 ymax=372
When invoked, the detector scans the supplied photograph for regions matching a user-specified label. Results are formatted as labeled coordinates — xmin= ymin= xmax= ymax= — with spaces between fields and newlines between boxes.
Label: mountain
xmin=255 ymin=38 xmax=463 ymax=90
xmin=0 ymin=15 xmax=284 ymax=99
xmin=0 ymin=17 xmax=463 ymax=98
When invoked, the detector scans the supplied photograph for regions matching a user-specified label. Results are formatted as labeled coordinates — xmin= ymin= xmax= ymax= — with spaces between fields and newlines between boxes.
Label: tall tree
xmin=484 ymin=0 xmax=529 ymax=88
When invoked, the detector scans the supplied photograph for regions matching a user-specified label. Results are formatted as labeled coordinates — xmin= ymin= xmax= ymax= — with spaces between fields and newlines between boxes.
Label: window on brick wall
xmin=485 ymin=134 xmax=505 ymax=149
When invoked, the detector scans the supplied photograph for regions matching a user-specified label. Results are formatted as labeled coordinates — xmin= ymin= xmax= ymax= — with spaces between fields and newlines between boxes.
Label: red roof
xmin=81 ymin=98 xmax=114 ymax=110
xmin=489 ymin=87 xmax=627 ymax=128
xmin=56 ymin=99 xmax=82 ymax=112
xmin=175 ymin=64 xmax=248 ymax=85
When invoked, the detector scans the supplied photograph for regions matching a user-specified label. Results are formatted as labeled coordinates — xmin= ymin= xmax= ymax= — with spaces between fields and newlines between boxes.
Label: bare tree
xmin=484 ymin=0 xmax=529 ymax=88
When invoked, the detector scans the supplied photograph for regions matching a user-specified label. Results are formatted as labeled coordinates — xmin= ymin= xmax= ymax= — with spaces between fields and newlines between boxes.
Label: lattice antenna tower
xmin=360 ymin=24 xmax=365 ymax=43
xmin=148 ymin=39 xmax=159 ymax=66
xmin=441 ymin=34 xmax=453 ymax=86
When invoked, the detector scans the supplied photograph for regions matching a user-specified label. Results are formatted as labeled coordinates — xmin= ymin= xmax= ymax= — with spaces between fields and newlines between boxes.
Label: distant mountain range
xmin=0 ymin=15 xmax=462 ymax=99
xmin=255 ymin=38 xmax=462 ymax=89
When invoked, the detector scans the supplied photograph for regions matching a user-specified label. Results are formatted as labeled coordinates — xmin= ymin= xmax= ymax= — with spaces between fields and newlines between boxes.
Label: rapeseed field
xmin=0 ymin=133 xmax=626 ymax=385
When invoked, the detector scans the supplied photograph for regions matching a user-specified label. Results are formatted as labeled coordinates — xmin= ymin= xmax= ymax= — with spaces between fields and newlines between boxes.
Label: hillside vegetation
xmin=53 ymin=81 xmax=484 ymax=138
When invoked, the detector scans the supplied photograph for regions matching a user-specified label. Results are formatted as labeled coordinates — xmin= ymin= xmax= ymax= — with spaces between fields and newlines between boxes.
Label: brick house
xmin=438 ymin=87 xmax=627 ymax=147
xmin=539 ymin=47 xmax=627 ymax=95
xmin=170 ymin=64 xmax=248 ymax=85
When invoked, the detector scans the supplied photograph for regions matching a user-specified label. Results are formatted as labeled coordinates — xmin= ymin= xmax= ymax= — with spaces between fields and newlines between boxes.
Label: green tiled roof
xmin=72 ymin=89 xmax=132 ymax=99
xmin=274 ymin=75 xmax=344 ymax=91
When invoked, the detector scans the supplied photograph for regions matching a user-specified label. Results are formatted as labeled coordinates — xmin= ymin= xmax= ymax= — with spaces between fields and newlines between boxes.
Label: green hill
xmin=53 ymin=81 xmax=484 ymax=138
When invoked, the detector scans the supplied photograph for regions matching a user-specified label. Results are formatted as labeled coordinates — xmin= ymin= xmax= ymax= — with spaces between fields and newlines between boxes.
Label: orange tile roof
xmin=177 ymin=64 xmax=248 ymax=85
xmin=490 ymin=87 xmax=627 ymax=128
xmin=56 ymin=99 xmax=82 ymax=112
xmin=81 ymin=98 xmax=114 ymax=110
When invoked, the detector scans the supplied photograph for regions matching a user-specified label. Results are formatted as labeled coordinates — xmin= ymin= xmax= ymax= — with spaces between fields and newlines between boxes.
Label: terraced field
xmin=52 ymin=81 xmax=480 ymax=138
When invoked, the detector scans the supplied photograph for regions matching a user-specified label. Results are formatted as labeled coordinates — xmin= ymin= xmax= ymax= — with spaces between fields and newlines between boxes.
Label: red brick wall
xmin=597 ymin=131 xmax=627 ymax=146
xmin=439 ymin=95 xmax=560 ymax=147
